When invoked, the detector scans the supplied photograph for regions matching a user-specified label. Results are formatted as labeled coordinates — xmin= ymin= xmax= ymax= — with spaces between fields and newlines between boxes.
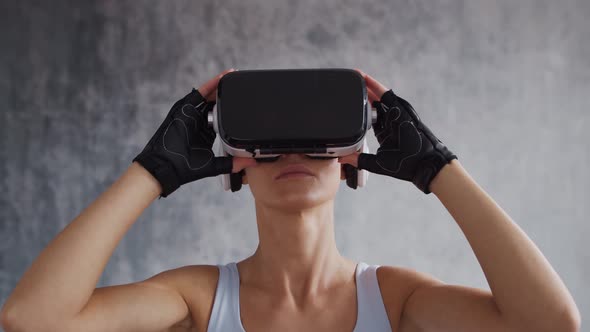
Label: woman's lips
xmin=275 ymin=172 xmax=314 ymax=180
xmin=275 ymin=164 xmax=315 ymax=180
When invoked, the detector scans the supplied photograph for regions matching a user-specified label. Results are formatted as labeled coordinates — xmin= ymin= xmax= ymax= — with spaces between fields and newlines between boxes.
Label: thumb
xmin=337 ymin=151 xmax=360 ymax=168
xmin=356 ymin=152 xmax=383 ymax=175
xmin=231 ymin=157 xmax=259 ymax=173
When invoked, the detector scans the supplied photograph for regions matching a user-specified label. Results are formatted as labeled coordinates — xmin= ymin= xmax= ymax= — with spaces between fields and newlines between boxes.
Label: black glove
xmin=357 ymin=89 xmax=457 ymax=194
xmin=132 ymin=88 xmax=233 ymax=198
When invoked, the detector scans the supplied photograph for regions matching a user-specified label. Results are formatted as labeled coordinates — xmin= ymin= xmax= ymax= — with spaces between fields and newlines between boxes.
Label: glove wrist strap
xmin=413 ymin=154 xmax=457 ymax=194
xmin=133 ymin=155 xmax=180 ymax=198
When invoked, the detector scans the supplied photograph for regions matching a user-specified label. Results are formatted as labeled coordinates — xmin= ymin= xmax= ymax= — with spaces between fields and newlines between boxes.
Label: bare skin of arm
xmin=377 ymin=160 xmax=581 ymax=332
xmin=351 ymin=69 xmax=581 ymax=332
xmin=0 ymin=162 xmax=189 ymax=331
xmin=0 ymin=69 xmax=255 ymax=332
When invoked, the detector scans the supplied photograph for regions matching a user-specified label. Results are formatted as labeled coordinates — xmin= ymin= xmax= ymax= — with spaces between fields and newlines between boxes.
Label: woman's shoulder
xmin=376 ymin=265 xmax=443 ymax=290
xmin=376 ymin=265 xmax=444 ymax=332
xmin=175 ymin=264 xmax=221 ymax=291
xmin=158 ymin=264 xmax=221 ymax=332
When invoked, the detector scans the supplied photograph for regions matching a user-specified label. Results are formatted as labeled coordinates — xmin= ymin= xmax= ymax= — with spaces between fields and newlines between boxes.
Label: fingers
xmin=197 ymin=68 xmax=235 ymax=101
xmin=367 ymin=88 xmax=379 ymax=105
xmin=363 ymin=72 xmax=389 ymax=100
xmin=205 ymin=88 xmax=217 ymax=102
xmin=354 ymin=68 xmax=390 ymax=102
xmin=231 ymin=156 xmax=259 ymax=173
xmin=337 ymin=151 xmax=360 ymax=168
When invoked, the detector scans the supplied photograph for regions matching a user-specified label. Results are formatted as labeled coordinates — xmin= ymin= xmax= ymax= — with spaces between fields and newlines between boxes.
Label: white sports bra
xmin=206 ymin=261 xmax=393 ymax=331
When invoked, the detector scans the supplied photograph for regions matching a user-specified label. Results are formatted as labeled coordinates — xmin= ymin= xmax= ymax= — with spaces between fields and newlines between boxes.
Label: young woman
xmin=1 ymin=69 xmax=580 ymax=332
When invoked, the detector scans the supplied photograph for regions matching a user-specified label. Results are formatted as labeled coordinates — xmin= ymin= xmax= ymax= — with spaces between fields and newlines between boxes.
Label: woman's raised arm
xmin=1 ymin=162 xmax=166 ymax=331
xmin=0 ymin=69 xmax=256 ymax=331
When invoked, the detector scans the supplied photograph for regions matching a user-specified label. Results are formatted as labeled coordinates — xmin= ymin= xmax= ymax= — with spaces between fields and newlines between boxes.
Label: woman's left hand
xmin=338 ymin=69 xmax=458 ymax=194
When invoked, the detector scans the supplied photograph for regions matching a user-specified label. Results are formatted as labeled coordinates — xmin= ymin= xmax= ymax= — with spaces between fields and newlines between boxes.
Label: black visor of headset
xmin=207 ymin=68 xmax=377 ymax=191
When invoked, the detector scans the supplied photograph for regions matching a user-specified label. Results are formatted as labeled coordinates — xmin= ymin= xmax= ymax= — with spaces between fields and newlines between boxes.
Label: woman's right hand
xmin=339 ymin=69 xmax=458 ymax=194
xmin=132 ymin=69 xmax=258 ymax=198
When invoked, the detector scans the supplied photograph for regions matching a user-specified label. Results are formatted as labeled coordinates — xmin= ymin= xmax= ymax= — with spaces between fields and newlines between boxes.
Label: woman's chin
xmin=248 ymin=175 xmax=340 ymax=209
xmin=267 ymin=190 xmax=332 ymax=210
xmin=270 ymin=200 xmax=321 ymax=212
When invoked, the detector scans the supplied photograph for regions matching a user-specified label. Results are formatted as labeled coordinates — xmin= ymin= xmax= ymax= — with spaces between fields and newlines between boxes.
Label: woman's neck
xmin=238 ymin=199 xmax=355 ymax=302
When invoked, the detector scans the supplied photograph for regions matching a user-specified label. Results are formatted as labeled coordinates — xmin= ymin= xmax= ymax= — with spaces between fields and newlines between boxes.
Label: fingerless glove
xmin=357 ymin=89 xmax=457 ymax=194
xmin=133 ymin=88 xmax=233 ymax=198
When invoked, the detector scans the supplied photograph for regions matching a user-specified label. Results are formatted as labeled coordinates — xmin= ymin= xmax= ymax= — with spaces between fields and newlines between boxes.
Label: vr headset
xmin=207 ymin=68 xmax=378 ymax=192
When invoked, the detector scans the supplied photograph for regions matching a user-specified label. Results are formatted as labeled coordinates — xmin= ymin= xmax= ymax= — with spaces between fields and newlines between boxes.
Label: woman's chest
xmin=238 ymin=286 xmax=359 ymax=332
xmin=187 ymin=269 xmax=407 ymax=332
xmin=237 ymin=279 xmax=406 ymax=332
xmin=239 ymin=308 xmax=358 ymax=331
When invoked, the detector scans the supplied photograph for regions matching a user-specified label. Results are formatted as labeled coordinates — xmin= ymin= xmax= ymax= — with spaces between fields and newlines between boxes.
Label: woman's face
xmin=243 ymin=154 xmax=346 ymax=211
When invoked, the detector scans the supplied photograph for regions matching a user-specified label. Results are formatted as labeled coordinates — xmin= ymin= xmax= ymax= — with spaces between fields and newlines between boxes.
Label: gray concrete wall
xmin=1 ymin=0 xmax=588 ymax=327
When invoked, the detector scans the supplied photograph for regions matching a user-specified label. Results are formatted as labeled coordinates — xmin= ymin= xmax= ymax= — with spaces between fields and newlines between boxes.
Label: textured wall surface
xmin=1 ymin=0 xmax=588 ymax=327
